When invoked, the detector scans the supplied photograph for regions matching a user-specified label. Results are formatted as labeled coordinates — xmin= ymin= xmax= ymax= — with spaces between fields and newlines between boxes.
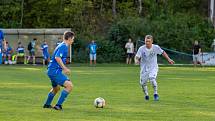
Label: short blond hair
xmin=145 ymin=35 xmax=153 ymax=40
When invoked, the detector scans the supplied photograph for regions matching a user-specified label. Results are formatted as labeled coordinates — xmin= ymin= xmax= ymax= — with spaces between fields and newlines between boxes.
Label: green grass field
xmin=0 ymin=65 xmax=215 ymax=121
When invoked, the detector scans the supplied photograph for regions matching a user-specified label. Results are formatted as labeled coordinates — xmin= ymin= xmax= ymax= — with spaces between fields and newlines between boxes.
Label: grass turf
xmin=0 ymin=65 xmax=214 ymax=121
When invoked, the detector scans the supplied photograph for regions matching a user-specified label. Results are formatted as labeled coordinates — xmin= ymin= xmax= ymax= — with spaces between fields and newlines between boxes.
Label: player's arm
xmin=135 ymin=47 xmax=142 ymax=65
xmin=135 ymin=56 xmax=140 ymax=65
xmin=162 ymin=51 xmax=174 ymax=64
xmin=55 ymin=57 xmax=71 ymax=75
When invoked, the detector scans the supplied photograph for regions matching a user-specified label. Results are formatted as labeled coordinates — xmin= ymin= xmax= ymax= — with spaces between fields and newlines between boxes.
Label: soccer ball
xmin=94 ymin=97 xmax=105 ymax=108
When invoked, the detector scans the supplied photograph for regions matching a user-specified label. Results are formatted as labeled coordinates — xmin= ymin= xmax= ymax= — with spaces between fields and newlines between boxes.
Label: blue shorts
xmin=47 ymin=71 xmax=70 ymax=87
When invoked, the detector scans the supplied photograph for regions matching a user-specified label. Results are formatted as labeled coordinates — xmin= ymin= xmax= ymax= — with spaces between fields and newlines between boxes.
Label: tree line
xmin=0 ymin=0 xmax=214 ymax=63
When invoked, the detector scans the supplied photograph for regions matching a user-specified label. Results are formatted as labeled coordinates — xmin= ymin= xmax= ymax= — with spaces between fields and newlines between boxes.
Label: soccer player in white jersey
xmin=135 ymin=35 xmax=174 ymax=101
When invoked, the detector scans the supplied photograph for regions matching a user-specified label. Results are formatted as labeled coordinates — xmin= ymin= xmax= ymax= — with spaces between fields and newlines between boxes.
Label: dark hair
xmin=64 ymin=31 xmax=75 ymax=40
xmin=33 ymin=38 xmax=37 ymax=40
xmin=18 ymin=42 xmax=21 ymax=44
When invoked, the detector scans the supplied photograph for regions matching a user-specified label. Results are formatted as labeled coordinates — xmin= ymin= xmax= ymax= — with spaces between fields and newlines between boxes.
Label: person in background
xmin=41 ymin=40 xmax=50 ymax=65
xmin=125 ymin=38 xmax=134 ymax=64
xmin=3 ymin=41 xmax=13 ymax=64
xmin=88 ymin=40 xmax=97 ymax=66
xmin=192 ymin=40 xmax=202 ymax=67
xmin=15 ymin=42 xmax=26 ymax=64
xmin=27 ymin=38 xmax=37 ymax=65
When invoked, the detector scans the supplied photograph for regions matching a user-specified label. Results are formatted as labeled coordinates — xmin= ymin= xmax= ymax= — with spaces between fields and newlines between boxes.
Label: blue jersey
xmin=4 ymin=46 xmax=12 ymax=54
xmin=41 ymin=43 xmax=49 ymax=55
xmin=89 ymin=43 xmax=97 ymax=54
xmin=48 ymin=42 xmax=68 ymax=73
xmin=17 ymin=46 xmax=25 ymax=53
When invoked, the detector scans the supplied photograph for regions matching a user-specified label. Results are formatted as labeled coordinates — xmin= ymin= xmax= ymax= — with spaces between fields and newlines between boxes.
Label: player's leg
xmin=128 ymin=53 xmax=132 ymax=64
xmin=24 ymin=55 xmax=27 ymax=64
xmin=43 ymin=77 xmax=60 ymax=108
xmin=90 ymin=54 xmax=93 ymax=65
xmin=3 ymin=53 xmax=6 ymax=64
xmin=140 ymin=73 xmax=149 ymax=100
xmin=149 ymin=78 xmax=159 ymax=101
xmin=27 ymin=51 xmax=31 ymax=64
xmin=149 ymin=70 xmax=159 ymax=101
xmin=193 ymin=55 xmax=197 ymax=67
xmin=126 ymin=53 xmax=129 ymax=64
xmin=15 ymin=54 xmax=18 ymax=64
xmin=54 ymin=74 xmax=73 ymax=110
xmin=32 ymin=51 xmax=35 ymax=65
xmin=8 ymin=54 xmax=12 ymax=64
xmin=43 ymin=86 xmax=60 ymax=108
xmin=94 ymin=54 xmax=96 ymax=65
xmin=46 ymin=54 xmax=50 ymax=64
xmin=43 ymin=57 xmax=45 ymax=65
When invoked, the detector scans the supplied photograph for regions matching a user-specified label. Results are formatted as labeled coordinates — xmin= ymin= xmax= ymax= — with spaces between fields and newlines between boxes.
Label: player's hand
xmin=168 ymin=59 xmax=174 ymax=64
xmin=135 ymin=59 xmax=140 ymax=65
xmin=63 ymin=67 xmax=71 ymax=75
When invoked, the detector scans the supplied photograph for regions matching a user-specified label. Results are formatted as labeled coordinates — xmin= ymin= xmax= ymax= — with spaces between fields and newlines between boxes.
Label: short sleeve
xmin=55 ymin=45 xmax=66 ymax=58
xmin=155 ymin=45 xmax=164 ymax=55
xmin=135 ymin=46 xmax=143 ymax=58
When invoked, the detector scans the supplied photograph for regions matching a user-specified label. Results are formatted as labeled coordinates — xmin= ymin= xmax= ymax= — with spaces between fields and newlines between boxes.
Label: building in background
xmin=1 ymin=29 xmax=72 ymax=64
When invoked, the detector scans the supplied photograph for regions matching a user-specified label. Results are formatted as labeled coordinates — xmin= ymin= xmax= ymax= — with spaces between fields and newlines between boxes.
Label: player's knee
xmin=149 ymin=79 xmax=157 ymax=86
xmin=64 ymin=81 xmax=73 ymax=92
xmin=51 ymin=87 xmax=60 ymax=94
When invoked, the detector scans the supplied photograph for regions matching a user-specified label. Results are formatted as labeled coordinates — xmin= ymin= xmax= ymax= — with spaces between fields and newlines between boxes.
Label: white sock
xmin=141 ymin=83 xmax=149 ymax=96
xmin=150 ymin=79 xmax=158 ymax=95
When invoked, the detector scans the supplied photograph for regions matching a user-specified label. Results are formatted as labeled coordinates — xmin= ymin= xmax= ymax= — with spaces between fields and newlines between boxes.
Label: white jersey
xmin=125 ymin=42 xmax=134 ymax=53
xmin=136 ymin=44 xmax=164 ymax=73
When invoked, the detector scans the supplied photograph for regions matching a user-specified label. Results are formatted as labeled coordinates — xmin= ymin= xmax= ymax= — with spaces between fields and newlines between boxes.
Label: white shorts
xmin=90 ymin=54 xmax=96 ymax=60
xmin=193 ymin=54 xmax=200 ymax=63
xmin=140 ymin=69 xmax=158 ymax=85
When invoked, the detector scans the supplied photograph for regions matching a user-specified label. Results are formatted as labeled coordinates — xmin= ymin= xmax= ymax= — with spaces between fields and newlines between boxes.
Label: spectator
xmin=192 ymin=40 xmax=202 ymax=67
xmin=3 ymin=41 xmax=13 ymax=64
xmin=27 ymin=38 xmax=37 ymax=65
xmin=41 ymin=40 xmax=50 ymax=65
xmin=15 ymin=42 xmax=26 ymax=64
xmin=125 ymin=38 xmax=134 ymax=64
xmin=88 ymin=40 xmax=97 ymax=66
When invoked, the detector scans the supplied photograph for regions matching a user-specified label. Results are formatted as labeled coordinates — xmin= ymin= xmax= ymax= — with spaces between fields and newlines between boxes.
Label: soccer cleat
xmin=53 ymin=105 xmax=63 ymax=110
xmin=43 ymin=104 xmax=53 ymax=109
xmin=145 ymin=95 xmax=149 ymax=100
xmin=154 ymin=94 xmax=159 ymax=101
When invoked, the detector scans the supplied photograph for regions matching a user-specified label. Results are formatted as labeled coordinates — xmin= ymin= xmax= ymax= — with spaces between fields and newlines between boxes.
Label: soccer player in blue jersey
xmin=88 ymin=40 xmax=97 ymax=66
xmin=3 ymin=41 xmax=13 ymax=64
xmin=15 ymin=42 xmax=26 ymax=64
xmin=0 ymin=29 xmax=5 ymax=64
xmin=41 ymin=40 xmax=50 ymax=65
xmin=43 ymin=31 xmax=75 ymax=110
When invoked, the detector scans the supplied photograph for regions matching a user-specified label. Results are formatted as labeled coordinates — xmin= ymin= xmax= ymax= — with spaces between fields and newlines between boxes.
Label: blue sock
xmin=44 ymin=92 xmax=55 ymax=105
xmin=56 ymin=90 xmax=69 ymax=106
